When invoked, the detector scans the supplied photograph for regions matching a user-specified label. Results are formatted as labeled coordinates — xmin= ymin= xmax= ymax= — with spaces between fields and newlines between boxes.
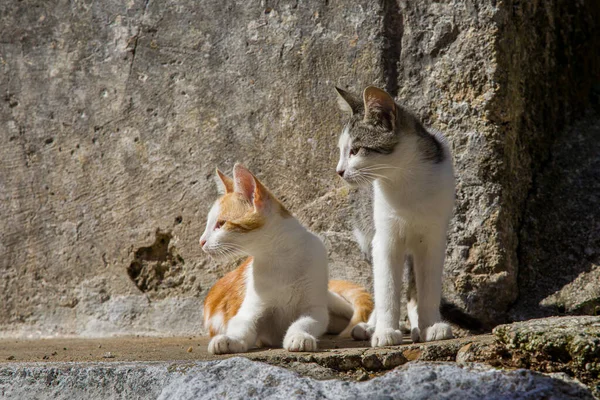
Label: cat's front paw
xmin=283 ymin=332 xmax=318 ymax=352
xmin=371 ymin=328 xmax=403 ymax=347
xmin=351 ymin=322 xmax=375 ymax=341
xmin=208 ymin=335 xmax=248 ymax=355
xmin=421 ymin=322 xmax=453 ymax=342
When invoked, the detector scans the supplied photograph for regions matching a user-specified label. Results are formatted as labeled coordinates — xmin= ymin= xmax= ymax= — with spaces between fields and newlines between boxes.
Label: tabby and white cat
xmin=200 ymin=164 xmax=373 ymax=354
xmin=335 ymin=86 xmax=455 ymax=347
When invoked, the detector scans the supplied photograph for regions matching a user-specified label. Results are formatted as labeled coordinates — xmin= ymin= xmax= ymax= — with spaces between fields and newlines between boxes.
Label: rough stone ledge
xmin=470 ymin=316 xmax=600 ymax=397
xmin=0 ymin=358 xmax=594 ymax=400
xmin=0 ymin=334 xmax=492 ymax=380
xmin=250 ymin=335 xmax=494 ymax=381
xmin=1 ymin=316 xmax=599 ymax=396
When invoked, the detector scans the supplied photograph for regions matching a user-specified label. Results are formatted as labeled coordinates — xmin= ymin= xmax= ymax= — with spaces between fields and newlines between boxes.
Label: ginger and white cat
xmin=200 ymin=164 xmax=373 ymax=354
xmin=335 ymin=85 xmax=455 ymax=347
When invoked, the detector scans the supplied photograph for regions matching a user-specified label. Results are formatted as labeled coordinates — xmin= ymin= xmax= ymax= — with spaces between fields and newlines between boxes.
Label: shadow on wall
xmin=512 ymin=112 xmax=600 ymax=320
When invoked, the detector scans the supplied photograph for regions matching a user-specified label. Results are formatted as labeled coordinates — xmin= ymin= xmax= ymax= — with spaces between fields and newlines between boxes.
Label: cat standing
xmin=200 ymin=164 xmax=373 ymax=354
xmin=334 ymin=86 xmax=455 ymax=347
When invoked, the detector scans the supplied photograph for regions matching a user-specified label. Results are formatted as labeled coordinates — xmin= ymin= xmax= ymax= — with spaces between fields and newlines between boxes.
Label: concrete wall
xmin=1 ymin=0 xmax=598 ymax=336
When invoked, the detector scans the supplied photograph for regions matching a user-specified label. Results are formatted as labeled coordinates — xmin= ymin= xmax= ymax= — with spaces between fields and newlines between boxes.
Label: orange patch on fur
xmin=217 ymin=193 xmax=266 ymax=232
xmin=218 ymin=193 xmax=251 ymax=221
xmin=329 ymin=280 xmax=374 ymax=337
xmin=203 ymin=257 xmax=251 ymax=337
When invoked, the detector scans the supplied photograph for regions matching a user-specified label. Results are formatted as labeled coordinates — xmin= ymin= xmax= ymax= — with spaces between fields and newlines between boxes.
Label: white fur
xmin=207 ymin=312 xmax=225 ymax=336
xmin=352 ymin=227 xmax=371 ymax=258
xmin=202 ymin=197 xmax=330 ymax=354
xmin=338 ymin=128 xmax=455 ymax=347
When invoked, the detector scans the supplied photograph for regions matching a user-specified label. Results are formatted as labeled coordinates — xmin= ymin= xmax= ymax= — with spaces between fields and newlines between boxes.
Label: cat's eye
xmin=214 ymin=220 xmax=226 ymax=230
xmin=349 ymin=148 xmax=359 ymax=157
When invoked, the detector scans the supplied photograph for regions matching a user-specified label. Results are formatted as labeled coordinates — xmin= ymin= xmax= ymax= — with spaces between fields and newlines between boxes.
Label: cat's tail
xmin=327 ymin=280 xmax=374 ymax=338
xmin=440 ymin=298 xmax=483 ymax=332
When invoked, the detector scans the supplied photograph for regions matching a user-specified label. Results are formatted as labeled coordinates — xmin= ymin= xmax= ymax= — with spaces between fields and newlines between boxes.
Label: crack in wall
xmin=380 ymin=0 xmax=403 ymax=97
xmin=128 ymin=0 xmax=152 ymax=78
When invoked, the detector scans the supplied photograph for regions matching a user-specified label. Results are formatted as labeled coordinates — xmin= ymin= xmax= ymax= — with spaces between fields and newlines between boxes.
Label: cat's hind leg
xmin=353 ymin=227 xmax=372 ymax=263
xmin=405 ymin=255 xmax=421 ymax=342
xmin=283 ymin=306 xmax=328 ymax=352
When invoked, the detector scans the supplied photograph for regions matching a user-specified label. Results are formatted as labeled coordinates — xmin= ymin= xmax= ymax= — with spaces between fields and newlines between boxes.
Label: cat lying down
xmin=200 ymin=164 xmax=373 ymax=354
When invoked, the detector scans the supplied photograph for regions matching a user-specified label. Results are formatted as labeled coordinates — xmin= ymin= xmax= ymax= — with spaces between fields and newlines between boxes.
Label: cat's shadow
xmin=246 ymin=336 xmax=372 ymax=354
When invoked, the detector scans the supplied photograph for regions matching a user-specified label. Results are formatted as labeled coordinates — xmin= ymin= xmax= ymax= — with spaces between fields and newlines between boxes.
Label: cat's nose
xmin=337 ymin=169 xmax=345 ymax=177
xmin=200 ymin=238 xmax=206 ymax=248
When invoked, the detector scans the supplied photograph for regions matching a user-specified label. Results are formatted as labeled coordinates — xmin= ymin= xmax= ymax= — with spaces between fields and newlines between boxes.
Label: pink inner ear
xmin=363 ymin=87 xmax=396 ymax=129
xmin=252 ymin=180 xmax=269 ymax=212
xmin=233 ymin=164 xmax=256 ymax=201
xmin=363 ymin=86 xmax=395 ymax=114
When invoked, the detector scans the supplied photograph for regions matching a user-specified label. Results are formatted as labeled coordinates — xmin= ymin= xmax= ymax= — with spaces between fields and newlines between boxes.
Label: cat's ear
xmin=233 ymin=164 xmax=256 ymax=202
xmin=363 ymin=86 xmax=396 ymax=130
xmin=215 ymin=168 xmax=234 ymax=194
xmin=250 ymin=176 xmax=270 ymax=212
xmin=335 ymin=87 xmax=362 ymax=115
xmin=233 ymin=163 xmax=270 ymax=212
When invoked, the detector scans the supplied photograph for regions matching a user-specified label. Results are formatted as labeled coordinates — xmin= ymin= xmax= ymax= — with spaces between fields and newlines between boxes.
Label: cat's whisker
xmin=218 ymin=248 xmax=243 ymax=262
xmin=360 ymin=171 xmax=392 ymax=182
xmin=359 ymin=164 xmax=400 ymax=171
xmin=220 ymin=243 xmax=246 ymax=252
xmin=219 ymin=245 xmax=248 ymax=258
xmin=353 ymin=173 xmax=374 ymax=186
xmin=206 ymin=244 xmax=246 ymax=262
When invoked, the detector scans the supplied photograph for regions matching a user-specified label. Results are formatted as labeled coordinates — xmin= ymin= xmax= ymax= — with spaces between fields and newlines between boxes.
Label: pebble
xmin=356 ymin=372 xmax=369 ymax=381
xmin=102 ymin=352 xmax=115 ymax=359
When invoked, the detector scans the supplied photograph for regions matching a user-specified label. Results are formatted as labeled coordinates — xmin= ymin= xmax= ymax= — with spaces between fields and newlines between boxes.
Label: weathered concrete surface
xmin=0 ymin=357 xmax=594 ymax=400
xmin=0 ymin=334 xmax=488 ymax=373
xmin=0 ymin=0 xmax=379 ymax=337
xmin=1 ymin=0 xmax=599 ymax=337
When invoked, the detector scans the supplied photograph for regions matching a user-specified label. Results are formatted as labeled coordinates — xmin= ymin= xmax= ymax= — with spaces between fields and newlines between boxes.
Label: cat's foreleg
xmin=283 ymin=306 xmax=328 ymax=352
xmin=412 ymin=232 xmax=453 ymax=342
xmin=370 ymin=230 xmax=405 ymax=347
xmin=208 ymin=296 xmax=262 ymax=355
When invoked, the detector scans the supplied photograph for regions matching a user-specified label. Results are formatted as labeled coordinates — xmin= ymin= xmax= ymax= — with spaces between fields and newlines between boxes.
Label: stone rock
xmin=512 ymin=115 xmax=600 ymax=320
xmin=1 ymin=0 xmax=599 ymax=337
xmin=428 ymin=0 xmax=600 ymax=327
xmin=456 ymin=316 xmax=600 ymax=398
xmin=494 ymin=317 xmax=600 ymax=377
xmin=0 ymin=357 xmax=594 ymax=400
